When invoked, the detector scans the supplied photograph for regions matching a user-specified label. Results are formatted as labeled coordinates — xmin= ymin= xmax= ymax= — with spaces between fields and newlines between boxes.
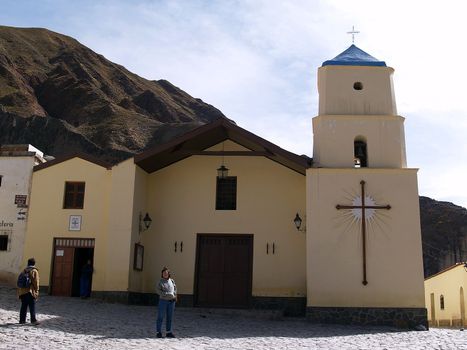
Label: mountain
xmin=420 ymin=196 xmax=467 ymax=277
xmin=0 ymin=25 xmax=225 ymax=162
xmin=1 ymin=26 xmax=466 ymax=276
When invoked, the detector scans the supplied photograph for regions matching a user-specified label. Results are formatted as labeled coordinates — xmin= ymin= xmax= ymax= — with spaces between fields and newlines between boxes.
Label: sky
xmin=1 ymin=0 xmax=466 ymax=208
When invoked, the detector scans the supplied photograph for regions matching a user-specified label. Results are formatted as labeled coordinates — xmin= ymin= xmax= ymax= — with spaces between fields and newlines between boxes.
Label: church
xmin=22 ymin=44 xmax=427 ymax=328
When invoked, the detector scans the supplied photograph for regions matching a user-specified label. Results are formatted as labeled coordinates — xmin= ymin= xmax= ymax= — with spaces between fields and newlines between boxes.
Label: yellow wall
xmin=105 ymin=158 xmax=138 ymax=291
xmin=128 ymin=164 xmax=148 ymax=292
xmin=23 ymin=143 xmax=306 ymax=298
xmin=24 ymin=157 xmax=112 ymax=290
xmin=312 ymin=115 xmax=407 ymax=168
xmin=318 ymin=65 xmax=397 ymax=116
xmin=306 ymin=168 xmax=425 ymax=308
xmin=425 ymin=264 xmax=467 ymax=327
xmin=138 ymin=140 xmax=306 ymax=298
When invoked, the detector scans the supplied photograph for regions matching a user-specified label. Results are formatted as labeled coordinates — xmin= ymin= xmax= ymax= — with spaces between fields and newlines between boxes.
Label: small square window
xmin=216 ymin=177 xmax=237 ymax=210
xmin=63 ymin=182 xmax=85 ymax=209
xmin=0 ymin=235 xmax=8 ymax=251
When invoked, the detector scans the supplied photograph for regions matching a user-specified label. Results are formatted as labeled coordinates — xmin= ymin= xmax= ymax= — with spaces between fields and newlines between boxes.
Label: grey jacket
xmin=156 ymin=278 xmax=177 ymax=301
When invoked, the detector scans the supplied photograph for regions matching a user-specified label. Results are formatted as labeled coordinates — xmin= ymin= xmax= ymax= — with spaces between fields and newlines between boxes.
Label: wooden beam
xmin=175 ymin=151 xmax=273 ymax=157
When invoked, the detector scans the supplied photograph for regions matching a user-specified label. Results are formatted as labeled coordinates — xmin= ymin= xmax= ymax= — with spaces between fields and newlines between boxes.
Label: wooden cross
xmin=347 ymin=25 xmax=360 ymax=44
xmin=336 ymin=180 xmax=391 ymax=285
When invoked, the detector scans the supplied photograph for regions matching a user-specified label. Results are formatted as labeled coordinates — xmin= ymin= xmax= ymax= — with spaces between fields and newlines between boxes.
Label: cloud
xmin=1 ymin=0 xmax=466 ymax=207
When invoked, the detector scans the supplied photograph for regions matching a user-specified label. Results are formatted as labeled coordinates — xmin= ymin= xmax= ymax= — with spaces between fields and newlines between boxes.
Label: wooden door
xmin=52 ymin=247 xmax=74 ymax=296
xmin=195 ymin=234 xmax=253 ymax=308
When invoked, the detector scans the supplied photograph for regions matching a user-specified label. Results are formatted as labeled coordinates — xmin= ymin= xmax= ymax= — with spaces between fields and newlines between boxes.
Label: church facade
xmin=21 ymin=45 xmax=427 ymax=327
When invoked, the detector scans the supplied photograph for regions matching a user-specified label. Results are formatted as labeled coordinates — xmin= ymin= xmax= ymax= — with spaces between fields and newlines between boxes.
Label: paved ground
xmin=0 ymin=285 xmax=465 ymax=349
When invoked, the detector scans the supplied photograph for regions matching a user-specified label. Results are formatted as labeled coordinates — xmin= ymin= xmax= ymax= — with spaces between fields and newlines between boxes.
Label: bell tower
xmin=306 ymin=44 xmax=427 ymax=328
xmin=312 ymin=44 xmax=407 ymax=169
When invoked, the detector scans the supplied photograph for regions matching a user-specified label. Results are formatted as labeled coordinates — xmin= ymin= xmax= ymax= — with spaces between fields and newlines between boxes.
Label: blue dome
xmin=322 ymin=44 xmax=386 ymax=67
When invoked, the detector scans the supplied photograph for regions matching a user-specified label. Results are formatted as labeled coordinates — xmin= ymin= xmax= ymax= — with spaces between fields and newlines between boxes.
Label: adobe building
xmin=0 ymin=144 xmax=46 ymax=284
xmin=22 ymin=45 xmax=427 ymax=328
xmin=425 ymin=262 xmax=467 ymax=327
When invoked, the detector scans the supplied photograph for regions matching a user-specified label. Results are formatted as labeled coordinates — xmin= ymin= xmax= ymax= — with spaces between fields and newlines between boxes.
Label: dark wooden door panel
xmin=52 ymin=247 xmax=74 ymax=296
xmin=195 ymin=234 xmax=253 ymax=308
xmin=223 ymin=274 xmax=249 ymax=306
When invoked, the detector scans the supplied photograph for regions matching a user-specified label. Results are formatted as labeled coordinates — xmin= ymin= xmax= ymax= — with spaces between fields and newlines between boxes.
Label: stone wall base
xmin=93 ymin=291 xmax=305 ymax=316
xmin=252 ymin=296 xmax=306 ymax=316
xmin=307 ymin=306 xmax=428 ymax=329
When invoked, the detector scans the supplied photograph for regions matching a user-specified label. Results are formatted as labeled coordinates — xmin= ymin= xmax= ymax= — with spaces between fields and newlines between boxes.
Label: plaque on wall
xmin=15 ymin=195 xmax=28 ymax=208
xmin=134 ymin=243 xmax=144 ymax=271
xmin=69 ymin=215 xmax=82 ymax=231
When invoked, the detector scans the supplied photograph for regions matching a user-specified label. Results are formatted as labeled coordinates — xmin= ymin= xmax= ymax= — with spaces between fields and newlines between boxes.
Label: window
xmin=354 ymin=140 xmax=368 ymax=168
xmin=63 ymin=182 xmax=85 ymax=209
xmin=0 ymin=235 xmax=8 ymax=251
xmin=216 ymin=177 xmax=237 ymax=210
xmin=440 ymin=295 xmax=445 ymax=310
xmin=353 ymin=82 xmax=363 ymax=90
xmin=0 ymin=175 xmax=3 ymax=187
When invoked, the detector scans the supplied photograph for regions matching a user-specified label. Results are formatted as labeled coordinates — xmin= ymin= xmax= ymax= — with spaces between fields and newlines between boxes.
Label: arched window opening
xmin=354 ymin=140 xmax=368 ymax=168
xmin=440 ymin=295 xmax=445 ymax=310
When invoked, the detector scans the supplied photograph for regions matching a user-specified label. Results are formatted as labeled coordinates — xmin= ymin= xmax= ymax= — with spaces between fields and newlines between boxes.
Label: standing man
xmin=17 ymin=257 xmax=40 ymax=325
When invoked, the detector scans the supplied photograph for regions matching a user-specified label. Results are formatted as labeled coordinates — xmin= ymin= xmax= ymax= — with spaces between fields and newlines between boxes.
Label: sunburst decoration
xmin=333 ymin=180 xmax=392 ymax=285
xmin=333 ymin=185 xmax=391 ymax=241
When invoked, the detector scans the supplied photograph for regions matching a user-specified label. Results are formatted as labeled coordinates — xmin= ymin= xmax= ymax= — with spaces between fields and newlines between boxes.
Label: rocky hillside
xmin=420 ymin=196 xmax=467 ymax=277
xmin=0 ymin=26 xmax=225 ymax=162
xmin=1 ymin=26 xmax=466 ymax=276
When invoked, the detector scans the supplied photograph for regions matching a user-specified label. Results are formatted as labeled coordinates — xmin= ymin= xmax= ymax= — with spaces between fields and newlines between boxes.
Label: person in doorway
xmin=80 ymin=259 xmax=93 ymax=298
xmin=155 ymin=267 xmax=177 ymax=338
xmin=17 ymin=257 xmax=40 ymax=325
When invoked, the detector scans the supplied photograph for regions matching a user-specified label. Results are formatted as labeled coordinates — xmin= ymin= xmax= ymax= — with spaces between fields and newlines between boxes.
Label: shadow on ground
xmin=0 ymin=284 xmax=406 ymax=340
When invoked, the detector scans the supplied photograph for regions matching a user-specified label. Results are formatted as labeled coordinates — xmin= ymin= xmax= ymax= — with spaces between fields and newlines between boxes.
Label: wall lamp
xmin=217 ymin=165 xmax=229 ymax=179
xmin=217 ymin=141 xmax=229 ymax=179
xmin=139 ymin=212 xmax=153 ymax=233
xmin=294 ymin=213 xmax=306 ymax=232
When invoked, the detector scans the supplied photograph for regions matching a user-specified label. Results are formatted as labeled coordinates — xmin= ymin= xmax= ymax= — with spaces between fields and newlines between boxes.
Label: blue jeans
xmin=19 ymin=292 xmax=36 ymax=323
xmin=156 ymin=299 xmax=175 ymax=333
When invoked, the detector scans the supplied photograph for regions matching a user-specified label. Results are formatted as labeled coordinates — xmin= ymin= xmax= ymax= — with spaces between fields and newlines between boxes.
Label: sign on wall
xmin=14 ymin=195 xmax=28 ymax=208
xmin=0 ymin=220 xmax=13 ymax=228
xmin=68 ymin=215 xmax=82 ymax=231
xmin=17 ymin=209 xmax=27 ymax=221
xmin=134 ymin=243 xmax=144 ymax=271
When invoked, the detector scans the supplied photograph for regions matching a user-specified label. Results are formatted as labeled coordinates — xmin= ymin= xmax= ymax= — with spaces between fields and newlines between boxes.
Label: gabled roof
xmin=33 ymin=152 xmax=112 ymax=172
xmin=322 ymin=44 xmax=386 ymax=67
xmin=134 ymin=117 xmax=312 ymax=175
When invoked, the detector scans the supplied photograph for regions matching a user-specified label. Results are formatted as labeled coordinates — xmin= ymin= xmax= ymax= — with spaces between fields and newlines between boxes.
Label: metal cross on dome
xmin=336 ymin=180 xmax=391 ymax=286
xmin=347 ymin=25 xmax=360 ymax=44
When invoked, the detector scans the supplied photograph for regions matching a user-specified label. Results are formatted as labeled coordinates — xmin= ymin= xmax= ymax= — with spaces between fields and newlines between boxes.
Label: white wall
xmin=0 ymin=156 xmax=36 ymax=284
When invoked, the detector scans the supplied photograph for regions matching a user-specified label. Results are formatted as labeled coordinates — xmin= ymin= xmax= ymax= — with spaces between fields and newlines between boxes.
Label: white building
xmin=0 ymin=145 xmax=46 ymax=284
